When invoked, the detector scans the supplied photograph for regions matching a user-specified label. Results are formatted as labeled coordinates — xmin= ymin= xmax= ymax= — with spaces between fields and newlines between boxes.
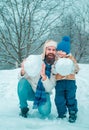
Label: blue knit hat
xmin=57 ymin=36 xmax=70 ymax=54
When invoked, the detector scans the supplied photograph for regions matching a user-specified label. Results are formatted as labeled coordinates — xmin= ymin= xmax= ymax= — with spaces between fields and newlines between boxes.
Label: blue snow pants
xmin=17 ymin=78 xmax=51 ymax=116
xmin=55 ymin=80 xmax=78 ymax=117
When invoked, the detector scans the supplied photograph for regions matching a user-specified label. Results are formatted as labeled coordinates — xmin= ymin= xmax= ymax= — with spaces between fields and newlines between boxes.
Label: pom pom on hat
xmin=62 ymin=36 xmax=70 ymax=42
xmin=57 ymin=36 xmax=70 ymax=54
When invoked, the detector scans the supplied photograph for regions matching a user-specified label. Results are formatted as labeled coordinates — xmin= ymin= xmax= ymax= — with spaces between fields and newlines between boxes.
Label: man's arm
xmin=40 ymin=63 xmax=56 ymax=92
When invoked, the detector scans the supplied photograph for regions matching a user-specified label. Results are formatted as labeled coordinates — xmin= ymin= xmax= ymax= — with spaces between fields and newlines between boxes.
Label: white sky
xmin=0 ymin=64 xmax=89 ymax=130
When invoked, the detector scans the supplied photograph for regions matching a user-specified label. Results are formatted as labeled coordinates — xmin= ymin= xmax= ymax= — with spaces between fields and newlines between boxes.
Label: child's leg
xmin=66 ymin=80 xmax=78 ymax=113
xmin=66 ymin=80 xmax=78 ymax=122
xmin=55 ymin=80 xmax=67 ymax=118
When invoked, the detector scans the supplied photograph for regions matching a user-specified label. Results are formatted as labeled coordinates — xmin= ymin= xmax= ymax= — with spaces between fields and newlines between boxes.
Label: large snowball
xmin=24 ymin=55 xmax=42 ymax=77
xmin=55 ymin=58 xmax=74 ymax=76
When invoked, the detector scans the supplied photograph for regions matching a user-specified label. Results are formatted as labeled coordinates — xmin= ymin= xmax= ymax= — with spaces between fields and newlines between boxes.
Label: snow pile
xmin=0 ymin=64 xmax=89 ymax=130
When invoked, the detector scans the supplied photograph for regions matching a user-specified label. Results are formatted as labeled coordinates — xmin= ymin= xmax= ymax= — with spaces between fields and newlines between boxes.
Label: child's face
xmin=57 ymin=51 xmax=67 ymax=58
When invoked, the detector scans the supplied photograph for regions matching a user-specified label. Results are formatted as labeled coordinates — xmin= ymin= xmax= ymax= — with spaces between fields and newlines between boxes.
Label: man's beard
xmin=45 ymin=53 xmax=55 ymax=65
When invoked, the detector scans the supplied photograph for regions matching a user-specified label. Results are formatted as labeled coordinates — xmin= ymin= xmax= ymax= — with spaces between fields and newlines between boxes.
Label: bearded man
xmin=17 ymin=40 xmax=57 ymax=118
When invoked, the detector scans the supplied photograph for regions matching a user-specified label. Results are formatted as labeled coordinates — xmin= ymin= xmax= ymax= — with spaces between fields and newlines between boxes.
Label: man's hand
xmin=21 ymin=59 xmax=26 ymax=76
xmin=40 ymin=63 xmax=47 ymax=81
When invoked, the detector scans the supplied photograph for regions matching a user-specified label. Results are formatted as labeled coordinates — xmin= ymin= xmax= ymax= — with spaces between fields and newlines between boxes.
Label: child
xmin=54 ymin=36 xmax=79 ymax=123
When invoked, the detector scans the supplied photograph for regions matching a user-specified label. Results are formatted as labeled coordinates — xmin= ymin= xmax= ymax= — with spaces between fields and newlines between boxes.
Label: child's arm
xmin=69 ymin=55 xmax=79 ymax=74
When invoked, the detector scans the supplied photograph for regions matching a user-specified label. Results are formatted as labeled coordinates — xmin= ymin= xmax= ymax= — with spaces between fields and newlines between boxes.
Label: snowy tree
xmin=50 ymin=0 xmax=89 ymax=63
xmin=0 ymin=0 xmax=69 ymax=68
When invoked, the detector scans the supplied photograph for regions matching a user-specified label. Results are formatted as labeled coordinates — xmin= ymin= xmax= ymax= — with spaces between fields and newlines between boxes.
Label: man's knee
xmin=17 ymin=78 xmax=29 ymax=97
xmin=38 ymin=104 xmax=51 ymax=116
xmin=18 ymin=78 xmax=28 ymax=86
xmin=38 ymin=96 xmax=51 ymax=116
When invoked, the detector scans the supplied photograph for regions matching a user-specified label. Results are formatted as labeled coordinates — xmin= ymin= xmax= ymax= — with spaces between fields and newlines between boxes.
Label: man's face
xmin=45 ymin=46 xmax=56 ymax=64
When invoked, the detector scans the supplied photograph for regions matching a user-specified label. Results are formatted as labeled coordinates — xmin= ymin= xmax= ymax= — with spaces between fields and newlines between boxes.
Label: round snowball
xmin=55 ymin=58 xmax=74 ymax=76
xmin=24 ymin=55 xmax=42 ymax=77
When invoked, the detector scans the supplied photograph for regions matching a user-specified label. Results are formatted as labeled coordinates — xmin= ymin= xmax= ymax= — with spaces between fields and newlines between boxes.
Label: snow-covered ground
xmin=0 ymin=64 xmax=89 ymax=130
